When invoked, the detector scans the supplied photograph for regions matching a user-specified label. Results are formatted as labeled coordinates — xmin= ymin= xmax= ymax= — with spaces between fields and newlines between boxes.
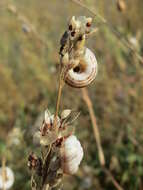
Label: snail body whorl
xmin=60 ymin=135 xmax=83 ymax=175
xmin=65 ymin=48 xmax=98 ymax=88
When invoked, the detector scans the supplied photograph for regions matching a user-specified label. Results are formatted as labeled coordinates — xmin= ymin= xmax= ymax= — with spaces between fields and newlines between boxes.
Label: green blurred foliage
xmin=0 ymin=0 xmax=143 ymax=189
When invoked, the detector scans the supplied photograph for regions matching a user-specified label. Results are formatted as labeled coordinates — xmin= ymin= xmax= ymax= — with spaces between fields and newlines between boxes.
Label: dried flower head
xmin=60 ymin=16 xmax=98 ymax=88
xmin=28 ymin=15 xmax=97 ymax=189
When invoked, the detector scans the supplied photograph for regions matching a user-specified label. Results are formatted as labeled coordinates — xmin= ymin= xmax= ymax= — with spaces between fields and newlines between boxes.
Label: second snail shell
xmin=0 ymin=167 xmax=14 ymax=190
xmin=65 ymin=48 xmax=98 ymax=88
xmin=60 ymin=135 xmax=83 ymax=175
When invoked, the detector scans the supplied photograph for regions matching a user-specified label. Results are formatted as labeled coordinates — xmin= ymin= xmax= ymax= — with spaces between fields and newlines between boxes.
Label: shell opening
xmin=73 ymin=59 xmax=87 ymax=74
xmin=65 ymin=48 xmax=98 ymax=88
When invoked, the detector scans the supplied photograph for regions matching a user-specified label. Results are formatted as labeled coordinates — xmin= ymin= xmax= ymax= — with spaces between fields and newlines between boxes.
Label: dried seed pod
xmin=0 ymin=167 xmax=14 ymax=190
xmin=61 ymin=109 xmax=71 ymax=120
xmin=40 ymin=112 xmax=61 ymax=146
xmin=60 ymin=135 xmax=83 ymax=175
xmin=40 ymin=130 xmax=58 ymax=146
xmin=43 ymin=112 xmax=61 ymax=132
xmin=65 ymin=48 xmax=98 ymax=88
xmin=117 ymin=0 xmax=126 ymax=12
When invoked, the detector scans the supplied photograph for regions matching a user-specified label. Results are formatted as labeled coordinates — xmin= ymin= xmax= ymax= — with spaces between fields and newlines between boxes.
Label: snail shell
xmin=60 ymin=135 xmax=83 ymax=175
xmin=65 ymin=48 xmax=98 ymax=88
xmin=0 ymin=167 xmax=14 ymax=190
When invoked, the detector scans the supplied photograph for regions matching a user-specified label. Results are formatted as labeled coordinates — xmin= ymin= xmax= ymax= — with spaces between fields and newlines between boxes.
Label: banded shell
xmin=60 ymin=135 xmax=83 ymax=175
xmin=65 ymin=48 xmax=98 ymax=88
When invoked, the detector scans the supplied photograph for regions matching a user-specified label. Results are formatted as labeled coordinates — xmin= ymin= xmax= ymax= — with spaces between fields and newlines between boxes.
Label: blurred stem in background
xmin=82 ymin=88 xmax=124 ymax=190
xmin=82 ymin=88 xmax=105 ymax=166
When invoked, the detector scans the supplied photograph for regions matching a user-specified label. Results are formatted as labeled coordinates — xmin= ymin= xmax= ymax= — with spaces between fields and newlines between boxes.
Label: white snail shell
xmin=0 ymin=167 xmax=14 ymax=190
xmin=60 ymin=135 xmax=83 ymax=175
xmin=65 ymin=48 xmax=98 ymax=88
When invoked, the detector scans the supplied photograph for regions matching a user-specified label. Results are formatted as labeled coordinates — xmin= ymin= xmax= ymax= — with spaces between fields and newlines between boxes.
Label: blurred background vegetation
xmin=0 ymin=0 xmax=143 ymax=189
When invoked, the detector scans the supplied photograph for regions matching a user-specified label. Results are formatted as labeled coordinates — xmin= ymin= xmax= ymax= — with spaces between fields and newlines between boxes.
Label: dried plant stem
xmin=5 ymin=2 xmax=125 ymax=189
xmin=82 ymin=88 xmax=124 ymax=190
xmin=53 ymin=67 xmax=65 ymax=132
xmin=41 ymin=68 xmax=65 ymax=189
xmin=2 ymin=156 xmax=6 ymax=190
xmin=70 ymin=0 xmax=143 ymax=64
xmin=103 ymin=167 xmax=124 ymax=190
xmin=43 ymin=184 xmax=49 ymax=190
xmin=41 ymin=148 xmax=52 ymax=189
xmin=81 ymin=88 xmax=105 ymax=166
xmin=55 ymin=75 xmax=64 ymax=121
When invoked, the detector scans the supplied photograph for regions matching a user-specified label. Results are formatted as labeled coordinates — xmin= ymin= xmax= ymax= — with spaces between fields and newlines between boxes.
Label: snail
xmin=60 ymin=135 xmax=83 ymax=175
xmin=0 ymin=167 xmax=14 ymax=190
xmin=65 ymin=47 xmax=98 ymax=88
xmin=60 ymin=16 xmax=98 ymax=88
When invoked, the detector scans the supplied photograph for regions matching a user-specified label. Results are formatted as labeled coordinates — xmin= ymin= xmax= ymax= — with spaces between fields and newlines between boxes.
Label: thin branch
xmin=53 ymin=68 xmax=65 ymax=132
xmin=103 ymin=167 xmax=124 ymax=190
xmin=42 ymin=148 xmax=52 ymax=188
xmin=81 ymin=88 xmax=105 ymax=166
xmin=70 ymin=0 xmax=143 ymax=64
xmin=82 ymin=88 xmax=124 ymax=190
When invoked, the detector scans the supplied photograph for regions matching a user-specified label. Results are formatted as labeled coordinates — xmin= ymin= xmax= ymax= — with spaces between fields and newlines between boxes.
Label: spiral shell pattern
xmin=65 ymin=48 xmax=98 ymax=88
xmin=60 ymin=135 xmax=83 ymax=175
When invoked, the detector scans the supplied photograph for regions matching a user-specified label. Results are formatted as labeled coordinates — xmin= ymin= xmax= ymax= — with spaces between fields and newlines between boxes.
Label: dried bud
xmin=86 ymin=17 xmax=92 ymax=27
xmin=28 ymin=153 xmax=38 ymax=170
xmin=40 ymin=112 xmax=60 ymax=137
xmin=61 ymin=109 xmax=71 ymax=120
xmin=44 ymin=109 xmax=51 ymax=124
xmin=39 ymin=111 xmax=61 ymax=146
xmin=54 ymin=137 xmax=64 ymax=147
xmin=44 ymin=110 xmax=61 ymax=128
xmin=40 ymin=130 xmax=58 ymax=146
xmin=117 ymin=0 xmax=126 ymax=12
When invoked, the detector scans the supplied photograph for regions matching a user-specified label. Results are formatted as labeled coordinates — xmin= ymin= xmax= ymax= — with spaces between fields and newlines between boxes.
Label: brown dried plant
xmin=27 ymin=16 xmax=99 ymax=190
